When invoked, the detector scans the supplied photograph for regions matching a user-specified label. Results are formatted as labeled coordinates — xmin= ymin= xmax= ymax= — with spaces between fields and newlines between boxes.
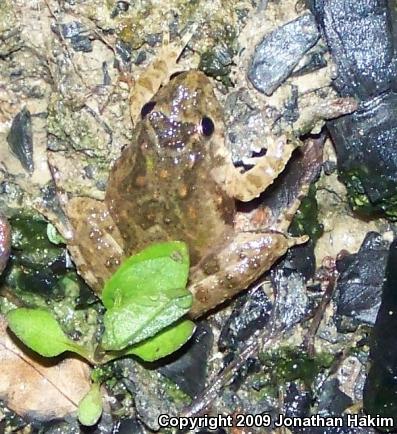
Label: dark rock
xmin=335 ymin=232 xmax=389 ymax=331
xmin=114 ymin=417 xmax=146 ymax=434
xmin=283 ymin=241 xmax=316 ymax=283
xmin=270 ymin=266 xmax=310 ymax=329
xmin=115 ymin=40 xmax=132 ymax=64
xmin=70 ymin=34 xmax=92 ymax=53
xmin=110 ymin=1 xmax=130 ymax=18
xmin=159 ymin=322 xmax=213 ymax=398
xmin=328 ymin=92 xmax=397 ymax=219
xmin=317 ymin=379 xmax=353 ymax=415
xmin=312 ymin=0 xmax=397 ymax=220
xmin=248 ymin=12 xmax=319 ymax=95
xmin=284 ymin=382 xmax=312 ymax=418
xmin=61 ymin=21 xmax=83 ymax=38
xmin=145 ymin=33 xmax=162 ymax=47
xmin=134 ymin=51 xmax=147 ymax=66
xmin=364 ymin=238 xmax=397 ymax=430
xmin=0 ymin=214 xmax=11 ymax=274
xmin=60 ymin=21 xmax=92 ymax=52
xmin=282 ymin=85 xmax=300 ymax=123
xmin=199 ymin=44 xmax=234 ymax=83
xmin=218 ymin=288 xmax=272 ymax=353
xmin=311 ymin=0 xmax=397 ymax=100
xmin=102 ymin=61 xmax=111 ymax=86
xmin=7 ymin=107 xmax=34 ymax=173
xmin=291 ymin=44 xmax=328 ymax=77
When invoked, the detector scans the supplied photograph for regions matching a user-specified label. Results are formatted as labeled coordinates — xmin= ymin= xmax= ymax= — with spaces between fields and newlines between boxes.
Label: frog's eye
xmin=200 ymin=116 xmax=215 ymax=137
xmin=141 ymin=101 xmax=156 ymax=119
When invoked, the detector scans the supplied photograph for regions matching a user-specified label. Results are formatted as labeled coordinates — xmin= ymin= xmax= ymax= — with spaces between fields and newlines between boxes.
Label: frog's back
xmin=105 ymin=71 xmax=235 ymax=265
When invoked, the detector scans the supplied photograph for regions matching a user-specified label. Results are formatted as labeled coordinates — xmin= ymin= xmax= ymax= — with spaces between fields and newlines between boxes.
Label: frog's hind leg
xmin=188 ymin=230 xmax=306 ymax=318
xmin=214 ymin=135 xmax=298 ymax=202
xmin=65 ymin=197 xmax=125 ymax=293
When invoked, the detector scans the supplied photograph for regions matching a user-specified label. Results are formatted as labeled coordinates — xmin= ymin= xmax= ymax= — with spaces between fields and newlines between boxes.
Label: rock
xmin=218 ymin=288 xmax=272 ymax=353
xmin=312 ymin=0 xmax=397 ymax=220
xmin=311 ymin=0 xmax=397 ymax=100
xmin=7 ymin=108 xmax=34 ymax=173
xmin=0 ymin=215 xmax=11 ymax=274
xmin=336 ymin=232 xmax=390 ymax=331
xmin=114 ymin=417 xmax=146 ymax=434
xmin=364 ymin=238 xmax=397 ymax=430
xmin=159 ymin=322 xmax=213 ymax=398
xmin=70 ymin=34 xmax=92 ymax=53
xmin=328 ymin=92 xmax=397 ymax=220
xmin=248 ymin=12 xmax=319 ymax=95
xmin=270 ymin=266 xmax=310 ymax=329
xmin=60 ymin=21 xmax=92 ymax=52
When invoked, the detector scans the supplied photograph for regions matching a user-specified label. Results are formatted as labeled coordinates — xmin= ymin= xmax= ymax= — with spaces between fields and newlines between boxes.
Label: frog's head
xmin=138 ymin=71 xmax=223 ymax=155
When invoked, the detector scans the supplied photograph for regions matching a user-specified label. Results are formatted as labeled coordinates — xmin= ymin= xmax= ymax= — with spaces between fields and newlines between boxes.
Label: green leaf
xmin=100 ymin=241 xmax=192 ymax=351
xmin=101 ymin=241 xmax=189 ymax=309
xmin=6 ymin=308 xmax=87 ymax=358
xmin=101 ymin=288 xmax=192 ymax=350
xmin=78 ymin=383 xmax=102 ymax=426
xmin=46 ymin=223 xmax=66 ymax=245
xmin=125 ymin=319 xmax=195 ymax=362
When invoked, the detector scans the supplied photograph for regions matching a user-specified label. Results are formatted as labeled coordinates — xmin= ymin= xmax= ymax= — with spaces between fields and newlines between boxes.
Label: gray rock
xmin=248 ymin=12 xmax=320 ymax=95
xmin=7 ymin=107 xmax=34 ymax=173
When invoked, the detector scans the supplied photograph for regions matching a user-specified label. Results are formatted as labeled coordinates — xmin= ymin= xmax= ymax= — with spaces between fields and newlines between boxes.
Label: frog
xmin=64 ymin=69 xmax=307 ymax=318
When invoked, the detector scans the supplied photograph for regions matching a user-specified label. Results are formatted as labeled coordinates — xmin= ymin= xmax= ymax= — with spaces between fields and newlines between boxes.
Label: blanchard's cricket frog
xmin=65 ymin=70 xmax=303 ymax=317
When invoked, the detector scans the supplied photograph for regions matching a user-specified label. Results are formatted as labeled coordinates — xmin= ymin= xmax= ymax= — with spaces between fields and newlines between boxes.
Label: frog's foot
xmin=188 ymin=230 xmax=306 ymax=318
xmin=65 ymin=197 xmax=125 ymax=293
xmin=215 ymin=135 xmax=299 ymax=202
xmin=129 ymin=24 xmax=197 ymax=124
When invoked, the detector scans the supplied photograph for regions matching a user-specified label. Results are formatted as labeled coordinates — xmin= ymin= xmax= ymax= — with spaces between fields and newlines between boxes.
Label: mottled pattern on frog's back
xmin=105 ymin=71 xmax=235 ymax=265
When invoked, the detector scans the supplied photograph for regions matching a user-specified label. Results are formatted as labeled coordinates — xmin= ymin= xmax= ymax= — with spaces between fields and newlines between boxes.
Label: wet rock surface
xmin=159 ymin=322 xmax=213 ymax=398
xmin=311 ymin=0 xmax=397 ymax=100
xmin=364 ymin=238 xmax=397 ymax=429
xmin=0 ymin=214 xmax=11 ymax=274
xmin=328 ymin=92 xmax=397 ymax=219
xmin=6 ymin=108 xmax=34 ymax=173
xmin=248 ymin=12 xmax=319 ymax=95
xmin=335 ymin=232 xmax=390 ymax=331
xmin=313 ymin=0 xmax=397 ymax=219
xmin=218 ymin=288 xmax=272 ymax=354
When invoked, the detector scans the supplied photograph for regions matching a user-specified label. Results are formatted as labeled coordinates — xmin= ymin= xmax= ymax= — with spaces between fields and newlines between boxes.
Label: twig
xmin=180 ymin=327 xmax=282 ymax=417
xmin=304 ymin=257 xmax=338 ymax=357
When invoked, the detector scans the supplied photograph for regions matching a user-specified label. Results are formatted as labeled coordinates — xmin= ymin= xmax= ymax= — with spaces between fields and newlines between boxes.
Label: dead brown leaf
xmin=0 ymin=315 xmax=91 ymax=421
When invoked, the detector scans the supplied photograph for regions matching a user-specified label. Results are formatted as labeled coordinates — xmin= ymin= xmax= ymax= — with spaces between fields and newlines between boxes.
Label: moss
xmin=198 ymin=26 xmax=237 ymax=86
xmin=161 ymin=376 xmax=191 ymax=406
xmin=289 ymin=184 xmax=323 ymax=242
xmin=1 ymin=213 xmax=100 ymax=346
xmin=258 ymin=346 xmax=334 ymax=389
xmin=340 ymin=168 xmax=397 ymax=220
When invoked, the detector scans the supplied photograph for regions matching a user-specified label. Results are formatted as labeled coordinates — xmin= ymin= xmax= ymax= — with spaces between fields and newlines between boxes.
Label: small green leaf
xmin=101 ymin=241 xmax=189 ymax=309
xmin=125 ymin=319 xmax=195 ymax=362
xmin=6 ymin=308 xmax=86 ymax=358
xmin=101 ymin=288 xmax=192 ymax=350
xmin=46 ymin=223 xmax=66 ymax=245
xmin=100 ymin=241 xmax=192 ymax=351
xmin=78 ymin=383 xmax=102 ymax=426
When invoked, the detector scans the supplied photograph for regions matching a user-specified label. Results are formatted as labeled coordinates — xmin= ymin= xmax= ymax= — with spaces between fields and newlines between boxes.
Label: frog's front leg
xmin=188 ymin=230 xmax=306 ymax=318
xmin=129 ymin=26 xmax=197 ymax=124
xmin=212 ymin=135 xmax=298 ymax=202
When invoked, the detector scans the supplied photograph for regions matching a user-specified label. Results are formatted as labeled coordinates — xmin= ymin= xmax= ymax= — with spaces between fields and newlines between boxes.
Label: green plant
xmin=6 ymin=241 xmax=195 ymax=426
